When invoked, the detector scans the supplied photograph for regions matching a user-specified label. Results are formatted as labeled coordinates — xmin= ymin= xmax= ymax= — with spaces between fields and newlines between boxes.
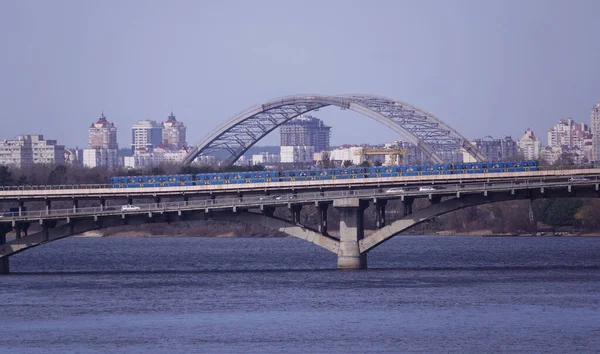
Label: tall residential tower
xmin=83 ymin=112 xmax=119 ymax=168
xmin=161 ymin=112 xmax=187 ymax=150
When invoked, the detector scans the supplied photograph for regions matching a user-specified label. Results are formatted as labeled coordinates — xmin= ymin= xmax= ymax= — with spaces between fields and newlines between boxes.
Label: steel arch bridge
xmin=183 ymin=94 xmax=486 ymax=165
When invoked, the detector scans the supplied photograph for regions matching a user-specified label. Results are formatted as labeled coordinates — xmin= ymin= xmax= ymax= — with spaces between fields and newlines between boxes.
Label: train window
xmin=254 ymin=173 xmax=260 ymax=178
xmin=204 ymin=176 xmax=209 ymax=180
xmin=224 ymin=175 xmax=230 ymax=180
xmin=321 ymin=171 xmax=328 ymax=176
xmin=148 ymin=177 xmax=155 ymax=183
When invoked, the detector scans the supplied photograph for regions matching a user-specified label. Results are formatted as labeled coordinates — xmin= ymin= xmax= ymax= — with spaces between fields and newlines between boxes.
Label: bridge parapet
xmin=1 ymin=173 xmax=600 ymax=273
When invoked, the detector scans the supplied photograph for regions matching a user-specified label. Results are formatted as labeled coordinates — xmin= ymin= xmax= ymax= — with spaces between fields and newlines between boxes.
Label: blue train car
xmin=109 ymin=159 xmax=541 ymax=189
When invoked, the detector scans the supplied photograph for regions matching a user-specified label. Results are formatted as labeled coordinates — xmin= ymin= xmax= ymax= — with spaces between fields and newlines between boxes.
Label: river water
xmin=1 ymin=236 xmax=599 ymax=353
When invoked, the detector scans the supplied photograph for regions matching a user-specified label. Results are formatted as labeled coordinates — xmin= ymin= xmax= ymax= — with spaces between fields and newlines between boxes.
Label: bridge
xmin=1 ymin=169 xmax=599 ymax=272
xmin=1 ymin=93 xmax=599 ymax=272
xmin=182 ymin=94 xmax=488 ymax=165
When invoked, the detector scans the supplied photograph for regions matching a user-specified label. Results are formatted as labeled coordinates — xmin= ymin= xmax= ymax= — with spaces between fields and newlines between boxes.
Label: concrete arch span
xmin=360 ymin=189 xmax=600 ymax=253
xmin=184 ymin=94 xmax=487 ymax=165
xmin=0 ymin=210 xmax=340 ymax=264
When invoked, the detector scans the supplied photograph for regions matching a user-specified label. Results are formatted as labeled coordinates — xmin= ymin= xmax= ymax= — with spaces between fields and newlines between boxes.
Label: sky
xmin=1 ymin=0 xmax=599 ymax=149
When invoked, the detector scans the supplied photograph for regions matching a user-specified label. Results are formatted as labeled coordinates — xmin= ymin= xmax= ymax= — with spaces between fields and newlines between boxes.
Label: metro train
xmin=110 ymin=160 xmax=539 ymax=188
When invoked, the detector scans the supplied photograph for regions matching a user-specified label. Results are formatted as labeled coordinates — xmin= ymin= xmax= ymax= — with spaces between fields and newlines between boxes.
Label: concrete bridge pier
xmin=289 ymin=204 xmax=302 ymax=224
xmin=317 ymin=202 xmax=329 ymax=235
xmin=0 ymin=225 xmax=9 ymax=274
xmin=403 ymin=197 xmax=414 ymax=216
xmin=375 ymin=199 xmax=387 ymax=228
xmin=45 ymin=200 xmax=51 ymax=215
xmin=335 ymin=198 xmax=369 ymax=269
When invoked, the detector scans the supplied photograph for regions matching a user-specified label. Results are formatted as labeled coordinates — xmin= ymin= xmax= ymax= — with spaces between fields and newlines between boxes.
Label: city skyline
xmin=1 ymin=0 xmax=599 ymax=149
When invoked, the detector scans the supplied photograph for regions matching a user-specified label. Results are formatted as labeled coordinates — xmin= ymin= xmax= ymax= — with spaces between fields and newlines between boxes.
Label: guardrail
xmin=0 ymin=178 xmax=596 ymax=222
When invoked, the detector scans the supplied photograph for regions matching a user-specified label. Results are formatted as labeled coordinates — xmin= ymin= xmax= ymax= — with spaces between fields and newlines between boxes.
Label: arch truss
xmin=184 ymin=94 xmax=486 ymax=165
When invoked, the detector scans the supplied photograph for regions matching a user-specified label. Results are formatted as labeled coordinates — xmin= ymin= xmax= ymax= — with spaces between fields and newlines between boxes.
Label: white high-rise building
xmin=591 ymin=101 xmax=600 ymax=162
xmin=132 ymin=120 xmax=162 ymax=153
xmin=517 ymin=129 xmax=541 ymax=160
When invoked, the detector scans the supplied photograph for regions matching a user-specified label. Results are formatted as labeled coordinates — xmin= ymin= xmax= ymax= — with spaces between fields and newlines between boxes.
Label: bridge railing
xmin=1 ymin=177 xmax=598 ymax=221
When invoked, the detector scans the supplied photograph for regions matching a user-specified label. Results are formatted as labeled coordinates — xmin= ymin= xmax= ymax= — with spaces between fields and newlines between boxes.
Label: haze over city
xmin=1 ymin=0 xmax=600 ymax=148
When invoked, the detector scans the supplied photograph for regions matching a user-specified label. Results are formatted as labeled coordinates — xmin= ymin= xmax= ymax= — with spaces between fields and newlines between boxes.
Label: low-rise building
xmin=252 ymin=152 xmax=280 ymax=166
xmin=280 ymin=146 xmax=314 ymax=164
xmin=123 ymin=148 xmax=189 ymax=169
xmin=83 ymin=148 xmax=119 ymax=168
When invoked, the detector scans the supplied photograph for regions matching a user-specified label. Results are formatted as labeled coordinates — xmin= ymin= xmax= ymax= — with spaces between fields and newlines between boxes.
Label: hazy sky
xmin=1 ymin=0 xmax=599 ymax=149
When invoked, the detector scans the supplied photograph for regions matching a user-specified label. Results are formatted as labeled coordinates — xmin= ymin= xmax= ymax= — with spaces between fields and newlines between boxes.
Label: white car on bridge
xmin=419 ymin=186 xmax=441 ymax=192
xmin=121 ymin=205 xmax=141 ymax=211
xmin=386 ymin=187 xmax=406 ymax=194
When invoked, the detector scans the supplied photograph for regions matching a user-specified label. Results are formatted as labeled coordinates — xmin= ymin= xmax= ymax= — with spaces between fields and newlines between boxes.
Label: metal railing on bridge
xmin=0 ymin=177 xmax=597 ymax=222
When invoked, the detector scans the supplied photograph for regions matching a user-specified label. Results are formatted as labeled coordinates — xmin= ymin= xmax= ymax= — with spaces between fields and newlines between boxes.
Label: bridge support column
xmin=45 ymin=200 xmax=51 ymax=215
xmin=430 ymin=195 xmax=442 ymax=205
xmin=0 ymin=225 xmax=9 ymax=274
xmin=334 ymin=198 xmax=368 ymax=269
xmin=42 ymin=223 xmax=50 ymax=241
xmin=72 ymin=199 xmax=78 ymax=213
xmin=317 ymin=202 xmax=329 ymax=235
xmin=100 ymin=198 xmax=106 ymax=211
xmin=261 ymin=206 xmax=275 ymax=217
xmin=183 ymin=195 xmax=189 ymax=206
xmin=154 ymin=196 xmax=161 ymax=207
xmin=375 ymin=199 xmax=387 ymax=229
xmin=289 ymin=204 xmax=302 ymax=224
xmin=403 ymin=197 xmax=414 ymax=216
xmin=18 ymin=201 xmax=24 ymax=216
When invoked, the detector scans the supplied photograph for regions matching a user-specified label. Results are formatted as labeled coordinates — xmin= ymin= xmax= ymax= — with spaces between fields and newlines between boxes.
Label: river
xmin=1 ymin=236 xmax=599 ymax=353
